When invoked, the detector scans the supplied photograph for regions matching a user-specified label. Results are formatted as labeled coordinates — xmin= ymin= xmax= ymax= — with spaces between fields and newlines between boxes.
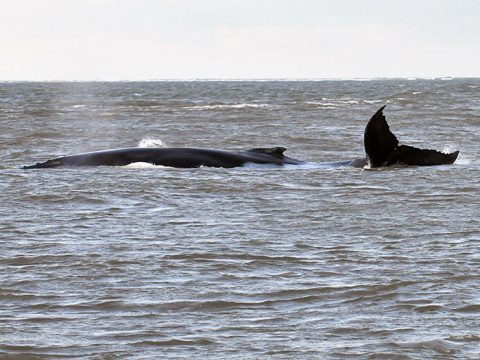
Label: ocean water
xmin=0 ymin=79 xmax=479 ymax=359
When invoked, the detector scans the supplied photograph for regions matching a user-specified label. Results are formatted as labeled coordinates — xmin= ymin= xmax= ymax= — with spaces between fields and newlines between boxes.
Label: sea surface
xmin=0 ymin=79 xmax=479 ymax=359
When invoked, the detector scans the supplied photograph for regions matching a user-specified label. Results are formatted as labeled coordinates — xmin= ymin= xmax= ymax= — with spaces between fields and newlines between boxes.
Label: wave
xmin=305 ymin=98 xmax=383 ymax=108
xmin=185 ymin=103 xmax=271 ymax=110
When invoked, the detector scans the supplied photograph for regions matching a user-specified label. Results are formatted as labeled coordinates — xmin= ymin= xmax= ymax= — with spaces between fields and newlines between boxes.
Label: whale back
xmin=247 ymin=147 xmax=286 ymax=159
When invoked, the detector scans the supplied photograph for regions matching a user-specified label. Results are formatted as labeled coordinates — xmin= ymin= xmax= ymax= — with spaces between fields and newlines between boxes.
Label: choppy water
xmin=0 ymin=80 xmax=479 ymax=359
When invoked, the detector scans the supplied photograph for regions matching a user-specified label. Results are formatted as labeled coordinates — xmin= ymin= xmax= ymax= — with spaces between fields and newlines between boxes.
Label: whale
xmin=23 ymin=106 xmax=459 ymax=170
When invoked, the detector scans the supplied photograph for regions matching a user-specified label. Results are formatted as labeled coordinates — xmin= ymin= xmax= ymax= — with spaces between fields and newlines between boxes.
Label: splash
xmin=124 ymin=162 xmax=158 ymax=168
xmin=137 ymin=137 xmax=167 ymax=148
xmin=441 ymin=145 xmax=458 ymax=154
xmin=454 ymin=153 xmax=471 ymax=165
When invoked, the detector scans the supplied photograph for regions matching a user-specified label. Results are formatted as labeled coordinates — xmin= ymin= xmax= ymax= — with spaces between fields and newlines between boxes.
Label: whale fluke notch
xmin=364 ymin=106 xmax=459 ymax=167
xmin=247 ymin=147 xmax=286 ymax=159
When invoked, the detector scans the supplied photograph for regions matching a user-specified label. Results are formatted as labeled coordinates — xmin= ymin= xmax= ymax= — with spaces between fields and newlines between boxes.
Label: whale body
xmin=23 ymin=106 xmax=459 ymax=170
xmin=23 ymin=147 xmax=304 ymax=169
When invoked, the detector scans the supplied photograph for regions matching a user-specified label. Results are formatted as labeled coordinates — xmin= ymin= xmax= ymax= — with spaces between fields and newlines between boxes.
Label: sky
xmin=1 ymin=0 xmax=479 ymax=80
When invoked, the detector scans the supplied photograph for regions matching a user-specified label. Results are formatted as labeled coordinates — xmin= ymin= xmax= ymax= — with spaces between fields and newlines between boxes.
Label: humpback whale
xmin=23 ymin=106 xmax=459 ymax=169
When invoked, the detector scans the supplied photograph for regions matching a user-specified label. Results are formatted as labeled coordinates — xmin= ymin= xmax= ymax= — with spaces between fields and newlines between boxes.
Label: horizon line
xmin=0 ymin=76 xmax=475 ymax=83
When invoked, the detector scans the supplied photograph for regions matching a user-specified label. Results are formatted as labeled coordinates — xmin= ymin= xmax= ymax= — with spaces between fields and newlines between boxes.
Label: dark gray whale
xmin=23 ymin=147 xmax=304 ymax=169
xmin=23 ymin=106 xmax=459 ymax=169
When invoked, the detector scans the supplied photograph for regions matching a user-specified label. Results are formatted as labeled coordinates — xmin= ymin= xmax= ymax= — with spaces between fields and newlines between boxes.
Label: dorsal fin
xmin=247 ymin=147 xmax=286 ymax=158
xmin=364 ymin=105 xmax=399 ymax=167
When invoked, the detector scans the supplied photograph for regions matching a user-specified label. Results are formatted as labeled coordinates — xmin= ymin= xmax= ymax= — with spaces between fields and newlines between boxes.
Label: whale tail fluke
xmin=364 ymin=106 xmax=459 ymax=167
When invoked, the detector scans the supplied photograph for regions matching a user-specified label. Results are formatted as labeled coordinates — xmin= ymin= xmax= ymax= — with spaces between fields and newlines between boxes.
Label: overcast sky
xmin=1 ymin=0 xmax=479 ymax=80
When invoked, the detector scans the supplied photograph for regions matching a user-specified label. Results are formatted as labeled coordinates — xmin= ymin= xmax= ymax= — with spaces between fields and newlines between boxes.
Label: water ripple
xmin=0 ymin=80 xmax=479 ymax=358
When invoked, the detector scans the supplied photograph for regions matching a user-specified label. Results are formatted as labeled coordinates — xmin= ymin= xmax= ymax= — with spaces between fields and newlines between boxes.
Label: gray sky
xmin=1 ymin=0 xmax=479 ymax=80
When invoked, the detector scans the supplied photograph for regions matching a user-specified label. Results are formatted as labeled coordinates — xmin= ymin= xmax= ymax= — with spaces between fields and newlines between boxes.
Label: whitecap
xmin=137 ymin=138 xmax=167 ymax=148
xmin=186 ymin=103 xmax=270 ymax=110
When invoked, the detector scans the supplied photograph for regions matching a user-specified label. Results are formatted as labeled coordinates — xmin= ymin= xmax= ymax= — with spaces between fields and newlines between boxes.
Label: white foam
xmin=441 ymin=145 xmax=457 ymax=154
xmin=306 ymin=98 xmax=361 ymax=108
xmin=451 ymin=149 xmax=471 ymax=165
xmin=242 ymin=162 xmax=344 ymax=170
xmin=124 ymin=162 xmax=158 ymax=168
xmin=186 ymin=103 xmax=270 ymax=110
xmin=306 ymin=101 xmax=337 ymax=106
xmin=137 ymin=138 xmax=167 ymax=148
xmin=305 ymin=102 xmax=337 ymax=109
xmin=455 ymin=157 xmax=470 ymax=165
